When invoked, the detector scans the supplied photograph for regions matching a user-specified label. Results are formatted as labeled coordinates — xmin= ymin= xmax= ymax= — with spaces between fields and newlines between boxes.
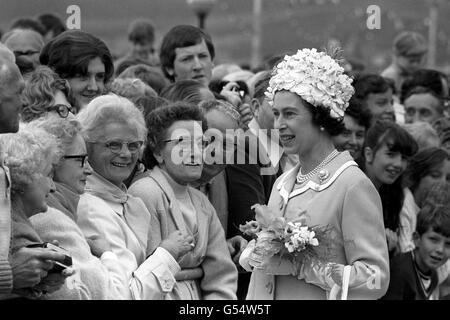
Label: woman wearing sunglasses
xmin=21 ymin=65 xmax=75 ymax=122
xmin=75 ymin=94 xmax=193 ymax=300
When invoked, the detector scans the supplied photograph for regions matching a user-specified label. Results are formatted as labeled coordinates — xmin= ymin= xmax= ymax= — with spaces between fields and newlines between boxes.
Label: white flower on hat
xmin=265 ymin=48 xmax=354 ymax=119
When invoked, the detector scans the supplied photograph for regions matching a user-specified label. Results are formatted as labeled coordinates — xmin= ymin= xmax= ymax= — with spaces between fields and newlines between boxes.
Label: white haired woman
xmin=76 ymin=94 xmax=193 ymax=299
xmin=0 ymin=125 xmax=74 ymax=298
xmin=27 ymin=114 xmax=130 ymax=299
xmin=239 ymin=49 xmax=389 ymax=299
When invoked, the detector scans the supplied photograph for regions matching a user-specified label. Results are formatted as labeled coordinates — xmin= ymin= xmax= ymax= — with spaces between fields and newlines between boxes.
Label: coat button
xmin=265 ymin=282 xmax=273 ymax=294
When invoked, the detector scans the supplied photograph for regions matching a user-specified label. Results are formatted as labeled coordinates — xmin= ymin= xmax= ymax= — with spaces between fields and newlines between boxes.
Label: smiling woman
xmin=240 ymin=48 xmax=390 ymax=300
xmin=128 ymin=102 xmax=238 ymax=300
xmin=40 ymin=30 xmax=114 ymax=112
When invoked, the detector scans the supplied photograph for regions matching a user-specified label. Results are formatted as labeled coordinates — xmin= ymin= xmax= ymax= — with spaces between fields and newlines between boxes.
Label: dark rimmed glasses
xmin=163 ymin=136 xmax=210 ymax=150
xmin=93 ymin=140 xmax=144 ymax=154
xmin=49 ymin=104 xmax=75 ymax=118
xmin=63 ymin=154 xmax=88 ymax=167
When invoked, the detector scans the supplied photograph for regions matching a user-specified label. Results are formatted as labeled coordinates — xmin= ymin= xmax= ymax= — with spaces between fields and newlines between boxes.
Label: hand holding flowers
xmin=239 ymin=204 xmax=335 ymax=276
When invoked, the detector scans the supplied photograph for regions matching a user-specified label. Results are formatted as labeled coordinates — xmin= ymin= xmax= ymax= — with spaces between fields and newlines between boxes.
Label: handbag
xmin=328 ymin=265 xmax=352 ymax=300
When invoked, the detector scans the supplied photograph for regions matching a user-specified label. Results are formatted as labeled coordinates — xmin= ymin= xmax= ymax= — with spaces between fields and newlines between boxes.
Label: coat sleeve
xmin=199 ymin=201 xmax=238 ymax=300
xmin=77 ymin=195 xmax=180 ymax=300
xmin=301 ymin=177 xmax=390 ymax=299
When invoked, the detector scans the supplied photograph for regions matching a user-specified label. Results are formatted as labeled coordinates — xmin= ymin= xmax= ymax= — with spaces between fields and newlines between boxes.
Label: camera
xmin=27 ymin=242 xmax=73 ymax=273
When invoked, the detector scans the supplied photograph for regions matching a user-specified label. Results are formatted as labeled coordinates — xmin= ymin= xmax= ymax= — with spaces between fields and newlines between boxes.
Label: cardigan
xmin=129 ymin=166 xmax=238 ymax=300
xmin=244 ymin=151 xmax=390 ymax=300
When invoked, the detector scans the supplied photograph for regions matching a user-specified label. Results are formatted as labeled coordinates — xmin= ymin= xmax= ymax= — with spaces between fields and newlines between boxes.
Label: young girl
xmin=358 ymin=120 xmax=418 ymax=256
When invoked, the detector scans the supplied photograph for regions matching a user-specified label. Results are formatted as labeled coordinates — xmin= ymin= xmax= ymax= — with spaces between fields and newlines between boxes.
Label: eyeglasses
xmin=163 ymin=136 xmax=209 ymax=149
xmin=94 ymin=140 xmax=144 ymax=154
xmin=13 ymin=50 xmax=40 ymax=57
xmin=63 ymin=154 xmax=88 ymax=167
xmin=49 ymin=104 xmax=74 ymax=118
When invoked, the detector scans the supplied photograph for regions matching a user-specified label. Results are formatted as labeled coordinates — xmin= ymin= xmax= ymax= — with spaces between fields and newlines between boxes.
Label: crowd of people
xmin=0 ymin=13 xmax=449 ymax=300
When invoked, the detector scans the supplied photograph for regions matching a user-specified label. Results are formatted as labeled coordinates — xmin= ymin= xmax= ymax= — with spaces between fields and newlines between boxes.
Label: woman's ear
xmin=251 ymin=98 xmax=260 ymax=117
xmin=364 ymin=147 xmax=373 ymax=163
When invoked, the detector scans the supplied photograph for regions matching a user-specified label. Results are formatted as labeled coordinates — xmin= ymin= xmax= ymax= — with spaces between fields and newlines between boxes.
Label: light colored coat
xmin=77 ymin=172 xmax=181 ymax=300
xmin=129 ymin=166 xmax=238 ymax=300
xmin=246 ymin=151 xmax=390 ymax=300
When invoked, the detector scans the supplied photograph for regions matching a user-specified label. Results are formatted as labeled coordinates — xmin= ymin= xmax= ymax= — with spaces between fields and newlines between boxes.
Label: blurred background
xmin=1 ymin=0 xmax=449 ymax=73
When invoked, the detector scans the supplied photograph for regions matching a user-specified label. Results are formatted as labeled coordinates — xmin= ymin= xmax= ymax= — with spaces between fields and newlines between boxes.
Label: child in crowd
xmin=382 ymin=203 xmax=450 ymax=300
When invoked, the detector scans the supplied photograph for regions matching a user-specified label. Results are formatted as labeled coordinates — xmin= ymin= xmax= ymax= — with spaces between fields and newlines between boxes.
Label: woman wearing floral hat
xmin=239 ymin=48 xmax=390 ymax=299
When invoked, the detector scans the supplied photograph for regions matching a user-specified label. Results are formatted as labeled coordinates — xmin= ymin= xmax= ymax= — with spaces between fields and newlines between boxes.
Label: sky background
xmin=1 ymin=0 xmax=450 ymax=73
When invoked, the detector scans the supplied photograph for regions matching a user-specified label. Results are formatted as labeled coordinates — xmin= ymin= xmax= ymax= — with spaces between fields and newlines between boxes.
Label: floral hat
xmin=265 ymin=48 xmax=354 ymax=119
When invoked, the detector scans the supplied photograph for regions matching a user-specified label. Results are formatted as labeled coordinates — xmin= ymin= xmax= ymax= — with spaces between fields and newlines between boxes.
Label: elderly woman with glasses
xmin=75 ymin=94 xmax=194 ymax=299
xmin=22 ymin=113 xmax=131 ymax=299
xmin=21 ymin=65 xmax=74 ymax=122
xmin=128 ymin=102 xmax=238 ymax=300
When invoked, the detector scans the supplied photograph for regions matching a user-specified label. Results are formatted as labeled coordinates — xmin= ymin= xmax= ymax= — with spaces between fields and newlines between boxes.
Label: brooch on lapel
xmin=318 ymin=169 xmax=330 ymax=184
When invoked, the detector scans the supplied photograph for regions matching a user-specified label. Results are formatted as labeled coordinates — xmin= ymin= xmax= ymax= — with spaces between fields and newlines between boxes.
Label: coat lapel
xmin=147 ymin=167 xmax=188 ymax=233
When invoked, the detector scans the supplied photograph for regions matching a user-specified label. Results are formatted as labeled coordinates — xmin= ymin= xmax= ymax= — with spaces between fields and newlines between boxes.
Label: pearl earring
xmin=320 ymin=127 xmax=325 ymax=132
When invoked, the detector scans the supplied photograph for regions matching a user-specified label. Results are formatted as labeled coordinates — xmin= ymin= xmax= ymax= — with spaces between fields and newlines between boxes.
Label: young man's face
xmin=404 ymin=93 xmax=443 ymax=125
xmin=414 ymin=228 xmax=450 ymax=273
xmin=167 ymin=39 xmax=213 ymax=86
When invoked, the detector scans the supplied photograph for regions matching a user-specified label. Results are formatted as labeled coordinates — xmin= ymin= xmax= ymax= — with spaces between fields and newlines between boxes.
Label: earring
xmin=320 ymin=127 xmax=325 ymax=132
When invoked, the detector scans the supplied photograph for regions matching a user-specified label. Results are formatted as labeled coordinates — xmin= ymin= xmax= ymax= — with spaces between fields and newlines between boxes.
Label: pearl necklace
xmin=296 ymin=149 xmax=340 ymax=184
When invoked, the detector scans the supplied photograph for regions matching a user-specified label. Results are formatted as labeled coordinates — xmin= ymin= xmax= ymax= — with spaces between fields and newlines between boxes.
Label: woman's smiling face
xmin=87 ymin=122 xmax=141 ymax=187
xmin=272 ymin=90 xmax=321 ymax=156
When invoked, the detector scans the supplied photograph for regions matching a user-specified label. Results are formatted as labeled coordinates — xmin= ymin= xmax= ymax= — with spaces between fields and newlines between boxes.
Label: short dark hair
xmin=159 ymin=25 xmax=215 ymax=82
xmin=115 ymin=57 xmax=151 ymax=76
xmin=353 ymin=74 xmax=392 ymax=101
xmin=40 ymin=30 xmax=114 ymax=84
xmin=404 ymin=147 xmax=450 ymax=194
xmin=37 ymin=13 xmax=66 ymax=38
xmin=343 ymin=98 xmax=372 ymax=130
xmin=10 ymin=18 xmax=45 ymax=35
xmin=401 ymin=86 xmax=444 ymax=114
xmin=160 ymin=79 xmax=209 ymax=105
xmin=401 ymin=69 xmax=449 ymax=102
xmin=416 ymin=202 xmax=450 ymax=238
xmin=142 ymin=102 xmax=207 ymax=169
xmin=302 ymin=99 xmax=345 ymax=136
xmin=128 ymin=19 xmax=155 ymax=45
xmin=118 ymin=64 xmax=167 ymax=94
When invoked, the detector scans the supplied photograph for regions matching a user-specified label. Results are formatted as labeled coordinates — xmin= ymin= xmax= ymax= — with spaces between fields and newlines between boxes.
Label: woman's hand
xmin=86 ymin=235 xmax=111 ymax=258
xmin=386 ymin=228 xmax=398 ymax=252
xmin=160 ymin=231 xmax=195 ymax=261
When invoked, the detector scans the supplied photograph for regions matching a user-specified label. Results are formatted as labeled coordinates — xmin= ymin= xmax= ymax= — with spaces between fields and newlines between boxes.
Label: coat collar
xmin=145 ymin=166 xmax=189 ymax=233
xmin=276 ymin=151 xmax=358 ymax=204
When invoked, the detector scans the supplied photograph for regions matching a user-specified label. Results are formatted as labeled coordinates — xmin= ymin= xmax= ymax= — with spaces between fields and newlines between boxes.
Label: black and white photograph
xmin=0 ymin=0 xmax=449 ymax=314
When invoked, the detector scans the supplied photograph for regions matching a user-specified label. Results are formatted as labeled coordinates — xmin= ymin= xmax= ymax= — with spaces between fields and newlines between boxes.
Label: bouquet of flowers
xmin=239 ymin=204 xmax=335 ymax=275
